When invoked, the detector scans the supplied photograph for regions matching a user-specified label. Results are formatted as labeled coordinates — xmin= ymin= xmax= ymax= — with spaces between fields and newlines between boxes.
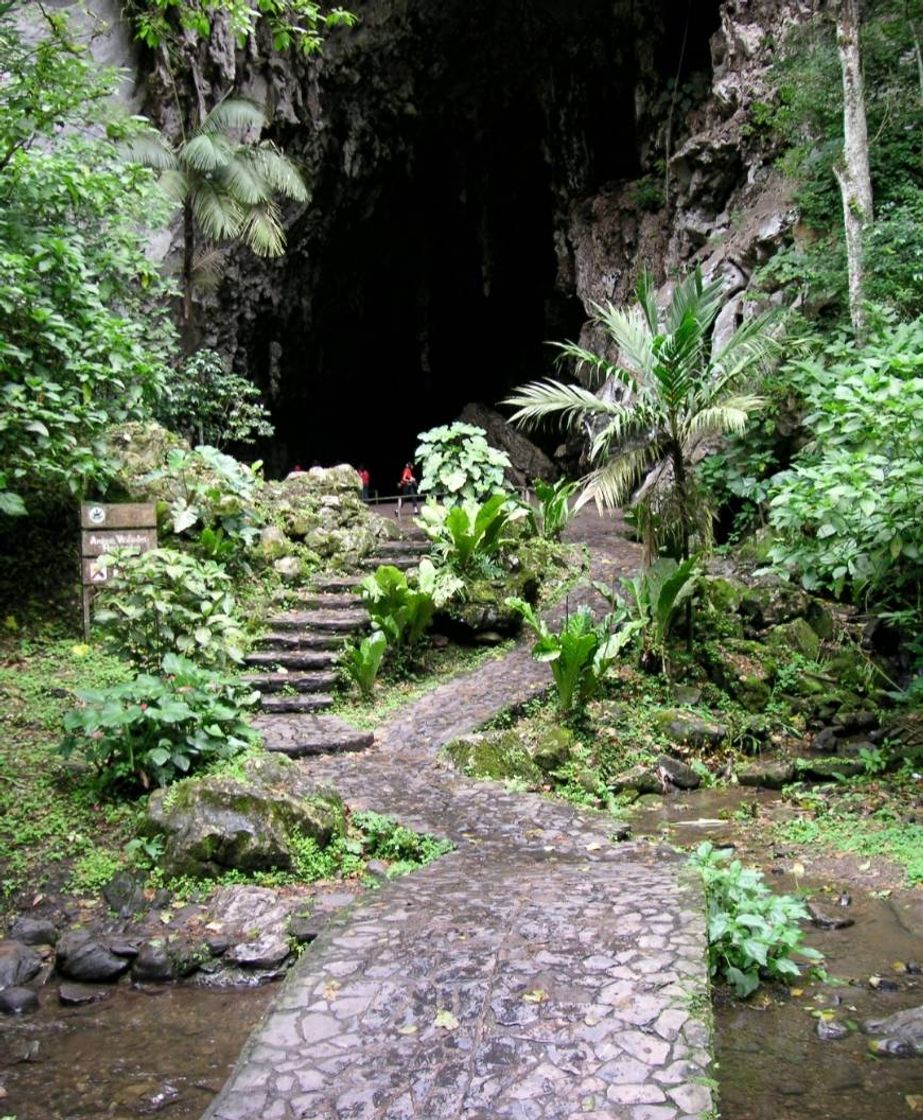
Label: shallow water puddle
xmin=0 ymin=983 xmax=274 ymax=1119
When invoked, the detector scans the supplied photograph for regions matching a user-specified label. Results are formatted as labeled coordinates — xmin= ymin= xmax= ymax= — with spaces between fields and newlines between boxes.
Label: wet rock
xmin=145 ymin=753 xmax=344 ymax=878
xmin=55 ymin=933 xmax=130 ymax=983
xmin=796 ymin=756 xmax=864 ymax=782
xmin=806 ymin=902 xmax=855 ymax=930
xmin=816 ymin=1018 xmax=849 ymax=1041
xmin=809 ymin=727 xmax=839 ymax=754
xmin=652 ymin=708 xmax=727 ymax=749
xmin=442 ymin=731 xmax=543 ymax=787
xmin=0 ymin=940 xmax=42 ymax=988
xmin=224 ymin=932 xmax=291 ymax=971
xmin=103 ymin=870 xmax=149 ymax=917
xmin=7 ymin=918 xmax=58 ymax=947
xmin=736 ymin=759 xmax=794 ymax=790
xmin=864 ymin=1005 xmax=923 ymax=1056
xmin=608 ymin=764 xmax=661 ymax=796
xmin=656 ymin=755 xmax=701 ymax=790
xmin=288 ymin=911 xmax=321 ymax=945
xmin=132 ymin=942 xmax=174 ymax=983
xmin=868 ymin=975 xmax=900 ymax=992
xmin=833 ymin=709 xmax=878 ymax=736
xmin=58 ymin=982 xmax=112 ymax=1006
xmin=532 ymin=727 xmax=575 ymax=773
xmin=0 ymin=986 xmax=38 ymax=1014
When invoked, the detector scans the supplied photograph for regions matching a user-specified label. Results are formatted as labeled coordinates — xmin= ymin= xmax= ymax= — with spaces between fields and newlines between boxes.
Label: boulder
xmin=144 ymin=754 xmax=345 ymax=879
xmin=273 ymin=555 xmax=303 ymax=582
xmin=442 ymin=732 xmax=544 ymax=787
xmin=739 ymin=580 xmax=813 ymax=634
xmin=704 ymin=639 xmax=776 ymax=712
xmin=608 ymin=764 xmax=662 ymax=795
xmin=59 ymin=983 xmax=113 ymax=1006
xmin=434 ymin=573 xmax=535 ymax=643
xmin=102 ymin=871 xmax=149 ymax=918
xmin=7 ymin=918 xmax=57 ymax=947
xmin=131 ymin=942 xmax=175 ymax=983
xmin=653 ymin=709 xmax=728 ymax=749
xmin=765 ymin=618 xmax=821 ymax=662
xmin=737 ymin=759 xmax=795 ymax=789
xmin=259 ymin=525 xmax=290 ymax=560
xmin=0 ymin=986 xmax=39 ymax=1014
xmin=864 ymin=1005 xmax=923 ymax=1057
xmin=656 ymin=754 xmax=701 ymax=790
xmin=795 ymin=756 xmax=865 ymax=782
xmin=458 ymin=402 xmax=558 ymax=488
xmin=532 ymin=727 xmax=575 ymax=773
xmin=0 ymin=940 xmax=42 ymax=989
xmin=100 ymin=421 xmax=188 ymax=501
xmin=55 ymin=933 xmax=131 ymax=983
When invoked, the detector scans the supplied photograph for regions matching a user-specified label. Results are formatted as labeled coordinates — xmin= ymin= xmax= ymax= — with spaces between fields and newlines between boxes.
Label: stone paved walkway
xmin=204 ymin=511 xmax=715 ymax=1120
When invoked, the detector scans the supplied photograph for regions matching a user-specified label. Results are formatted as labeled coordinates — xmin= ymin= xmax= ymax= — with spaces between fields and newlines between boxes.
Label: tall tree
xmin=125 ymin=98 xmax=309 ymax=323
xmin=833 ymin=0 xmax=875 ymax=339
xmin=504 ymin=270 xmax=779 ymax=562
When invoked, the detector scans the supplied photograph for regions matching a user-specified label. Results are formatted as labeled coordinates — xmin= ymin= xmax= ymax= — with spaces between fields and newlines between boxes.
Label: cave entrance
xmin=250 ymin=0 xmax=721 ymax=487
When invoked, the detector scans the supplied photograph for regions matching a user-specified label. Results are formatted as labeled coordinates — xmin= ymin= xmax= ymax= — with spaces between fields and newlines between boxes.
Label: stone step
xmin=258 ymin=693 xmax=334 ymax=715
xmin=244 ymin=649 xmax=338 ymax=672
xmin=375 ymin=539 xmax=431 ymax=555
xmin=255 ymin=631 xmax=344 ymax=651
xmin=360 ymin=555 xmax=420 ymax=572
xmin=257 ymin=713 xmax=374 ymax=758
xmin=289 ymin=591 xmax=364 ymax=611
xmin=243 ymin=671 xmax=338 ymax=694
xmin=266 ymin=610 xmax=368 ymax=634
xmin=310 ymin=575 xmax=364 ymax=593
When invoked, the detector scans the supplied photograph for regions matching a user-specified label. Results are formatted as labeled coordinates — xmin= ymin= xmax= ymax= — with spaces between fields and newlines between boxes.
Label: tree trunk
xmin=182 ymin=199 xmax=195 ymax=327
xmin=834 ymin=0 xmax=874 ymax=340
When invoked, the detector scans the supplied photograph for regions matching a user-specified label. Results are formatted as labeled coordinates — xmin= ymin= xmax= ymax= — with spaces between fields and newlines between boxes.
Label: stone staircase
xmin=242 ymin=530 xmax=432 ymax=756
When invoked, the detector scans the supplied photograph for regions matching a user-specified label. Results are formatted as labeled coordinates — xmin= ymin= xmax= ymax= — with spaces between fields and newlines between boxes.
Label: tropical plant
xmin=505 ymin=268 xmax=780 ymax=561
xmin=124 ymin=97 xmax=309 ymax=320
xmin=691 ymin=841 xmax=824 ymax=998
xmin=155 ymin=349 xmax=274 ymax=448
xmin=507 ymin=598 xmax=638 ymax=714
xmin=93 ymin=548 xmax=246 ymax=671
xmin=415 ymin=422 xmax=512 ymax=504
xmin=61 ymin=652 xmax=259 ymax=793
xmin=0 ymin=5 xmax=176 ymax=515
xmin=766 ymin=316 xmax=923 ymax=603
xmin=417 ymin=494 xmax=527 ymax=573
xmin=531 ymin=478 xmax=579 ymax=540
xmin=359 ymin=565 xmax=435 ymax=653
xmin=339 ymin=630 xmax=387 ymax=700
xmin=616 ymin=556 xmax=699 ymax=675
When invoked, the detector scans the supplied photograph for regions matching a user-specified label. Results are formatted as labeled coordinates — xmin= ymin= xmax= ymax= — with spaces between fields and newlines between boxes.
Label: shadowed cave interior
xmin=241 ymin=0 xmax=721 ymax=485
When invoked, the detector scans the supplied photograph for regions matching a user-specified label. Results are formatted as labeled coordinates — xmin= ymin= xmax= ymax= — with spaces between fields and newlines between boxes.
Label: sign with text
xmin=80 ymin=503 xmax=157 ymax=530
xmin=80 ymin=502 xmax=158 ymax=638
xmin=82 ymin=528 xmax=158 ymax=557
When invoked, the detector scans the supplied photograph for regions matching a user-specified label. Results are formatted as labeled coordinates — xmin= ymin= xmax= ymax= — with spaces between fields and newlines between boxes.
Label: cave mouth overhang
xmin=236 ymin=0 xmax=721 ymax=484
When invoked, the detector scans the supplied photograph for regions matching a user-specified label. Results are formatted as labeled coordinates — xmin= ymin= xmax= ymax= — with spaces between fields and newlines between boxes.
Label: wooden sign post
xmin=80 ymin=502 xmax=157 ymax=639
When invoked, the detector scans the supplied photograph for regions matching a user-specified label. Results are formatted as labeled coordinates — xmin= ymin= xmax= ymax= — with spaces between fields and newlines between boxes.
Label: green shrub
xmin=339 ymin=630 xmax=388 ymax=699
xmin=93 ymin=547 xmax=246 ymax=671
xmin=61 ymin=653 xmax=259 ymax=793
xmin=415 ymin=422 xmax=511 ymax=504
xmin=359 ymin=565 xmax=435 ymax=652
xmin=352 ymin=810 xmax=453 ymax=873
xmin=617 ymin=556 xmax=699 ymax=674
xmin=417 ymin=494 xmax=527 ymax=574
xmin=691 ymin=841 xmax=823 ymax=998
xmin=531 ymin=478 xmax=578 ymax=540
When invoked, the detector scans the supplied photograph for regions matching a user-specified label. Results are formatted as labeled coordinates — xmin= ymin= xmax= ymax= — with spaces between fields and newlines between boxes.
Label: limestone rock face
xmin=458 ymin=403 xmax=557 ymax=488
xmin=145 ymin=754 xmax=345 ymax=878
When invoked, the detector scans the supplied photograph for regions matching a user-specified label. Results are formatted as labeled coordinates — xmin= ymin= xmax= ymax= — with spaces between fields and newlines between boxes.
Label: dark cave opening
xmin=249 ymin=0 xmax=722 ymax=486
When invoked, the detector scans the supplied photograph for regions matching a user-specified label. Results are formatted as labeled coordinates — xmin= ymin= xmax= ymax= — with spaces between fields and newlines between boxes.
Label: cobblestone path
xmin=204 ymin=512 xmax=715 ymax=1120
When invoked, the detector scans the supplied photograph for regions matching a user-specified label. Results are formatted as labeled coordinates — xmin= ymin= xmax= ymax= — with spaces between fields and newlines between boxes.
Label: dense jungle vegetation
xmin=0 ymin=0 xmax=921 ymax=1008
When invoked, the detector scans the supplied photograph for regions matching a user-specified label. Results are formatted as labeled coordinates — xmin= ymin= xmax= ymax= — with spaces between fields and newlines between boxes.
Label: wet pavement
xmin=204 ymin=510 xmax=715 ymax=1120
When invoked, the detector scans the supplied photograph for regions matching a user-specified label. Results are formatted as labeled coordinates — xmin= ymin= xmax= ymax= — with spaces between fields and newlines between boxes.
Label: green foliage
xmin=417 ymin=494 xmax=527 ymax=573
xmin=359 ymin=565 xmax=435 ymax=652
xmin=339 ymin=630 xmax=387 ymax=700
xmin=69 ymin=850 xmax=125 ymax=894
xmin=93 ymin=547 xmax=246 ymax=671
xmin=351 ymin=810 xmax=453 ymax=874
xmin=767 ymin=317 xmax=923 ymax=602
xmin=60 ymin=653 xmax=259 ymax=794
xmin=415 ymin=422 xmax=512 ymax=504
xmin=507 ymin=599 xmax=636 ymax=714
xmin=506 ymin=268 xmax=779 ymax=559
xmin=531 ymin=478 xmax=579 ymax=540
xmin=618 ymin=556 xmax=699 ymax=673
xmin=155 ymin=350 xmax=274 ymax=449
xmin=691 ymin=841 xmax=823 ymax=998
xmin=0 ymin=7 xmax=177 ymax=514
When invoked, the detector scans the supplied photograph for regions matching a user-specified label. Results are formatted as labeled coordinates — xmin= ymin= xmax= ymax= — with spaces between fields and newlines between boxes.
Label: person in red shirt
xmin=357 ymin=465 xmax=370 ymax=501
xmin=398 ymin=462 xmax=418 ymax=516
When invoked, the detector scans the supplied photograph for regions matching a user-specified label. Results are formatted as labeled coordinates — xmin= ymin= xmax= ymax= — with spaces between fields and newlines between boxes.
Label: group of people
xmin=292 ymin=461 xmax=419 ymax=514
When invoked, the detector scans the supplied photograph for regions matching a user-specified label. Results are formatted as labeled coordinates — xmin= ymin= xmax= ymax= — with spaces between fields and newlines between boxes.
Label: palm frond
xmin=239 ymin=199 xmax=285 ymax=257
xmin=712 ymin=309 xmax=782 ymax=380
xmin=190 ymin=179 xmax=243 ymax=240
xmin=634 ymin=268 xmax=660 ymax=335
xmin=191 ymin=244 xmax=229 ymax=290
xmin=122 ymin=132 xmax=178 ymax=171
xmin=665 ymin=268 xmax=725 ymax=335
xmin=683 ymin=397 xmax=764 ymax=445
xmin=591 ymin=302 xmax=655 ymax=380
xmin=588 ymin=403 xmax=659 ymax=463
xmin=243 ymin=146 xmax=310 ymax=202
xmin=551 ymin=340 xmax=627 ymax=389
xmin=181 ymin=132 xmax=234 ymax=173
xmin=504 ymin=379 xmax=625 ymax=433
xmin=159 ymin=169 xmax=189 ymax=204
xmin=576 ymin=442 xmax=661 ymax=513
xmin=217 ymin=153 xmax=269 ymax=206
xmin=201 ymin=97 xmax=268 ymax=136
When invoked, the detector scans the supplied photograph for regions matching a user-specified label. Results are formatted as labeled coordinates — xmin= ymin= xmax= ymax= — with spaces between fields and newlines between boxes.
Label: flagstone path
xmin=203 ymin=511 xmax=715 ymax=1120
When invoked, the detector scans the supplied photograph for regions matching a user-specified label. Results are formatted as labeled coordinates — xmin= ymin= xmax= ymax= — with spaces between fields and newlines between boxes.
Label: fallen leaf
xmin=397 ymin=1024 xmax=418 ymax=1036
xmin=792 ymin=861 xmax=805 ymax=878
xmin=585 ymin=842 xmax=602 ymax=852
xmin=434 ymin=1009 xmax=459 ymax=1030
xmin=906 ymin=1096 xmax=923 ymax=1111
xmin=790 ymin=988 xmax=804 ymax=998
xmin=523 ymin=988 xmax=548 ymax=1004
xmin=323 ymin=980 xmax=341 ymax=1001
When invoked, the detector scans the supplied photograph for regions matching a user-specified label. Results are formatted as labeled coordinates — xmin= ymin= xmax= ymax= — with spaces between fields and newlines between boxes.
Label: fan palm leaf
xmin=239 ymin=199 xmax=285 ymax=257
xmin=243 ymin=146 xmax=310 ymax=202
xmin=181 ymin=132 xmax=235 ymax=174
xmin=191 ymin=179 xmax=242 ymax=241
xmin=217 ymin=154 xmax=270 ymax=206
xmin=201 ymin=97 xmax=268 ymax=135
xmin=122 ymin=132 xmax=178 ymax=171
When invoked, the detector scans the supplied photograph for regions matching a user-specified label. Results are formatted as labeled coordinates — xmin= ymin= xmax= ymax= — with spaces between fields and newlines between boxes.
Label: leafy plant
xmin=415 ymin=422 xmax=512 ymax=504
xmin=417 ymin=494 xmax=527 ymax=573
xmin=690 ymin=841 xmax=823 ymax=998
xmin=617 ymin=556 xmax=699 ymax=675
xmin=505 ymin=267 xmax=779 ymax=561
xmin=507 ymin=598 xmax=638 ymax=714
xmin=155 ymin=349 xmax=274 ymax=449
xmin=339 ymin=630 xmax=388 ymax=700
xmin=359 ymin=565 xmax=435 ymax=653
xmin=531 ymin=478 xmax=579 ymax=540
xmin=352 ymin=810 xmax=453 ymax=874
xmin=61 ymin=653 xmax=260 ymax=793
xmin=93 ymin=547 xmax=246 ymax=671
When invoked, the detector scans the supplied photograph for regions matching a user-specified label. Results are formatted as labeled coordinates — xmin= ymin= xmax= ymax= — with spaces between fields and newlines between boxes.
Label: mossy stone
xmin=704 ymin=639 xmax=778 ymax=712
xmin=765 ymin=618 xmax=821 ymax=662
xmin=532 ymin=727 xmax=575 ymax=773
xmin=442 ymin=731 xmax=543 ymax=786
xmin=652 ymin=708 xmax=728 ymax=748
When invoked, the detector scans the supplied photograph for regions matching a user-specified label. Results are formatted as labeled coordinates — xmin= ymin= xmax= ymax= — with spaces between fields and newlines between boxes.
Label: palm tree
xmin=125 ymin=97 xmax=309 ymax=322
xmin=505 ymin=268 xmax=780 ymax=561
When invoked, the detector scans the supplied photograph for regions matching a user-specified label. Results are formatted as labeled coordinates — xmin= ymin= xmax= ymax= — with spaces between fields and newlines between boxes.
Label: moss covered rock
xmin=652 ymin=708 xmax=728 ymax=749
xmin=704 ymin=639 xmax=778 ymax=712
xmin=532 ymin=727 xmax=576 ymax=773
xmin=765 ymin=617 xmax=822 ymax=662
xmin=441 ymin=731 xmax=544 ymax=786
xmin=145 ymin=754 xmax=344 ymax=878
